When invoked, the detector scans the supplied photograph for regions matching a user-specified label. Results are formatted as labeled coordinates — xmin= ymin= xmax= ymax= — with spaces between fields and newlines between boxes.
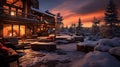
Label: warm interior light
xmin=3 ymin=24 xmax=25 ymax=37
xmin=11 ymin=11 xmax=15 ymax=16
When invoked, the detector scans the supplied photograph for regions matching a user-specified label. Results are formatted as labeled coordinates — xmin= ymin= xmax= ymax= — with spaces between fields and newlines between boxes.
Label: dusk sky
xmin=38 ymin=0 xmax=120 ymax=27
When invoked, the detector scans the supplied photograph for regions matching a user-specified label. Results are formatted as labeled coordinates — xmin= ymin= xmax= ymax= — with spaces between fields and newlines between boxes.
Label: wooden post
xmin=12 ymin=24 xmax=13 ymax=36
xmin=18 ymin=24 xmax=20 ymax=36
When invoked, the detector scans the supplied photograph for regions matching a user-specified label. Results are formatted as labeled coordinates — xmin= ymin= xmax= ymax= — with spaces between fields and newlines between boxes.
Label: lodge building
xmin=0 ymin=0 xmax=55 ymax=38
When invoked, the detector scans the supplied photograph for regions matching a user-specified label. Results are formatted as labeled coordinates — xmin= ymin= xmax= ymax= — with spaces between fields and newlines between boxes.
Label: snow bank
xmin=111 ymin=37 xmax=120 ymax=47
xmin=109 ymin=47 xmax=120 ymax=56
xmin=72 ymin=51 xmax=120 ymax=67
xmin=55 ymin=40 xmax=69 ymax=44
xmin=56 ymin=35 xmax=73 ymax=41
xmin=77 ymin=41 xmax=98 ymax=47
xmin=95 ymin=38 xmax=120 ymax=52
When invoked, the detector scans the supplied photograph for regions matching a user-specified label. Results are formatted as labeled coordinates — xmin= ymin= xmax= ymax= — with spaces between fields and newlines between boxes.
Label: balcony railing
xmin=0 ymin=7 xmax=39 ymax=21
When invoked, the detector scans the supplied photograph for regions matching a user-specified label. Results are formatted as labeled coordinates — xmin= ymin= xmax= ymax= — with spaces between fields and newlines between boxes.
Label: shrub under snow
xmin=94 ymin=38 xmax=120 ymax=52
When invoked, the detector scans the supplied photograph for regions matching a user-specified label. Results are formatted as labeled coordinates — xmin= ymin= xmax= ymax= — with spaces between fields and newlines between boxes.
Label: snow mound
xmin=94 ymin=38 xmax=120 ymax=52
xmin=77 ymin=41 xmax=98 ymax=47
xmin=111 ymin=37 xmax=120 ymax=47
xmin=73 ymin=51 xmax=120 ymax=67
xmin=55 ymin=40 xmax=69 ymax=44
xmin=109 ymin=47 xmax=120 ymax=56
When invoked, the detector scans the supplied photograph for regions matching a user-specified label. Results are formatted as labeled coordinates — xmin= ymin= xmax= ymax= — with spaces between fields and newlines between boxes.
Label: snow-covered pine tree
xmin=103 ymin=0 xmax=120 ymax=38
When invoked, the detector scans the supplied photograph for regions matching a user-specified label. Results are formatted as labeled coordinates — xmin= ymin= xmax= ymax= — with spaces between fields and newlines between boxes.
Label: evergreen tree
xmin=102 ymin=0 xmax=120 ymax=38
xmin=92 ymin=17 xmax=100 ymax=35
xmin=69 ymin=23 xmax=76 ymax=34
xmin=76 ymin=18 xmax=83 ymax=36
xmin=104 ymin=0 xmax=118 ymax=25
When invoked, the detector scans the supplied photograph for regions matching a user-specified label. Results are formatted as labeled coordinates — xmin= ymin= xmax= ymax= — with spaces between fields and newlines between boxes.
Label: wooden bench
xmin=31 ymin=42 xmax=56 ymax=51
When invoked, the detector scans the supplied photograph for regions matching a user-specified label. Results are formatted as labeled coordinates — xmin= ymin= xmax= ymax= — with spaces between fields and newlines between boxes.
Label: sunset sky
xmin=39 ymin=0 xmax=120 ymax=27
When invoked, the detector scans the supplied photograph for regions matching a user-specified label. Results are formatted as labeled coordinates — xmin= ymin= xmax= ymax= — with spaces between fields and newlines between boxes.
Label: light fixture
xmin=11 ymin=11 xmax=15 ymax=16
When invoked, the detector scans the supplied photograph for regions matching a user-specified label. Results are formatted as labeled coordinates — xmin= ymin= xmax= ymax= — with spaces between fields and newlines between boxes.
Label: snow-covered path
xmin=19 ymin=42 xmax=120 ymax=67
xmin=20 ymin=43 xmax=86 ymax=67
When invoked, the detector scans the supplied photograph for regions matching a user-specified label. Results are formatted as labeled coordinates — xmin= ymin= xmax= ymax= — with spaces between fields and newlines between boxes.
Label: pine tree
xmin=92 ymin=17 xmax=100 ymax=35
xmin=69 ymin=23 xmax=76 ymax=34
xmin=102 ymin=0 xmax=120 ymax=38
xmin=76 ymin=18 xmax=83 ymax=36
xmin=104 ymin=0 xmax=118 ymax=25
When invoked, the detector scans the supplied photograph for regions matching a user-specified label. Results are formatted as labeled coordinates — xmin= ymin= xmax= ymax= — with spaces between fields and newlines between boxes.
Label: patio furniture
xmin=55 ymin=34 xmax=75 ymax=43
xmin=37 ymin=37 xmax=54 ymax=42
xmin=31 ymin=42 xmax=56 ymax=51
xmin=77 ymin=41 xmax=97 ymax=52
xmin=3 ymin=37 xmax=25 ymax=51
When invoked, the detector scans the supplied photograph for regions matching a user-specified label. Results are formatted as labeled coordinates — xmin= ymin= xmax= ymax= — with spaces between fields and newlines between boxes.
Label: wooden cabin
xmin=31 ymin=7 xmax=56 ymax=36
xmin=0 ymin=0 xmax=55 ymax=38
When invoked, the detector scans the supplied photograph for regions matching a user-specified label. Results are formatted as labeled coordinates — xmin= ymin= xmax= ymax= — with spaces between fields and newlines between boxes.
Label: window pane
xmin=3 ymin=24 xmax=12 ymax=37
xmin=3 ymin=6 xmax=9 ymax=14
xmin=20 ymin=25 xmax=25 ymax=36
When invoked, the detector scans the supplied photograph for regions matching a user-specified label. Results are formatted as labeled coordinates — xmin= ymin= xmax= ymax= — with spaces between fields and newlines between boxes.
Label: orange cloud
xmin=63 ymin=10 xmax=105 ymax=27
xmin=50 ymin=0 xmax=120 ymax=27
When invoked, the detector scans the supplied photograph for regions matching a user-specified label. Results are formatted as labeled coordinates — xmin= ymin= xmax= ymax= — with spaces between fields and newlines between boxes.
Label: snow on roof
xmin=31 ymin=7 xmax=55 ymax=17
xmin=72 ymin=51 xmax=120 ymax=67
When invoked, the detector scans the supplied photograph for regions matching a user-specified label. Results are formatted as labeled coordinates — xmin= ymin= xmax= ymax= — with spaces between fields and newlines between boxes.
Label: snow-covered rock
xmin=77 ymin=41 xmax=98 ymax=52
xmin=109 ymin=47 xmax=120 ymax=56
xmin=72 ymin=51 xmax=120 ymax=67
xmin=56 ymin=34 xmax=74 ymax=41
xmin=111 ymin=37 xmax=120 ymax=47
xmin=77 ymin=41 xmax=98 ymax=47
xmin=94 ymin=38 xmax=120 ymax=52
xmin=55 ymin=40 xmax=69 ymax=44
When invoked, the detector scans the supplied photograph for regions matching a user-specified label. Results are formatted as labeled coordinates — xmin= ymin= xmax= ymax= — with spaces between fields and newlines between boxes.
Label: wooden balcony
xmin=0 ymin=7 xmax=39 ymax=23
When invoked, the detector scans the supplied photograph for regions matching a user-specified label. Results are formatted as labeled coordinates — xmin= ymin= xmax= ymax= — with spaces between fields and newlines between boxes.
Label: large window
xmin=3 ymin=24 xmax=12 ymax=37
xmin=13 ymin=25 xmax=19 ymax=36
xmin=3 ymin=24 xmax=25 ymax=37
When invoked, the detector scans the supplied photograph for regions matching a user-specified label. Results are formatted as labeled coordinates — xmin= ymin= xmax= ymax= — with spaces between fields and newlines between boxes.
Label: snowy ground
xmin=19 ymin=43 xmax=86 ymax=67
xmin=19 ymin=39 xmax=120 ymax=67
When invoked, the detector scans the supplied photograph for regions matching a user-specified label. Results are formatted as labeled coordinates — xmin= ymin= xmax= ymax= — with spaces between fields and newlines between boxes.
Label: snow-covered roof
xmin=31 ymin=7 xmax=55 ymax=17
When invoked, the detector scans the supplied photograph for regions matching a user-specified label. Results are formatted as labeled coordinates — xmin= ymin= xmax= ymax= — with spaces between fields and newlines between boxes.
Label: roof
xmin=31 ymin=7 xmax=55 ymax=17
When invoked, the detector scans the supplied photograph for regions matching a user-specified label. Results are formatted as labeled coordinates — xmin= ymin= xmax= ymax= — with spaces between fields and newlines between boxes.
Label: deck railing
xmin=0 ymin=7 xmax=39 ymax=21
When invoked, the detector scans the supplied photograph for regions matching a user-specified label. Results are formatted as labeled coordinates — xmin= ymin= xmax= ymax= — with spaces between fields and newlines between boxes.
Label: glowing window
xmin=20 ymin=25 xmax=25 ymax=36
xmin=3 ymin=6 xmax=9 ymax=14
xmin=18 ymin=9 xmax=22 ymax=16
xmin=7 ymin=0 xmax=23 ymax=8
xmin=3 ymin=24 xmax=12 ymax=37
